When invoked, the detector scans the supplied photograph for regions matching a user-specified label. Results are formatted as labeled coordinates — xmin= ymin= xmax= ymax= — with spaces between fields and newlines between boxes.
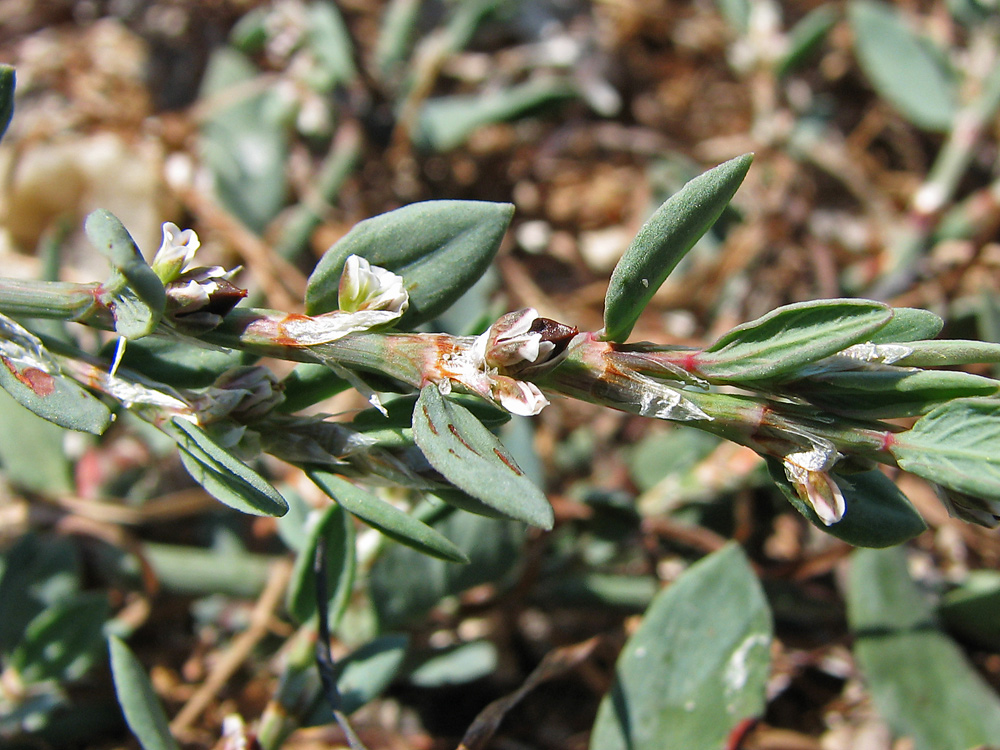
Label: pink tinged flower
xmin=490 ymin=375 xmax=550 ymax=416
xmin=782 ymin=450 xmax=847 ymax=526
xmin=152 ymin=222 xmax=201 ymax=283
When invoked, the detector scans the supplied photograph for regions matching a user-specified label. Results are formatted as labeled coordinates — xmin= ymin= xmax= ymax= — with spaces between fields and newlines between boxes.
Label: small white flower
xmin=152 ymin=222 xmax=201 ymax=283
xmin=491 ymin=376 xmax=550 ymax=416
xmin=475 ymin=308 xmax=555 ymax=370
xmin=783 ymin=446 xmax=846 ymax=526
xmin=339 ymin=255 xmax=409 ymax=315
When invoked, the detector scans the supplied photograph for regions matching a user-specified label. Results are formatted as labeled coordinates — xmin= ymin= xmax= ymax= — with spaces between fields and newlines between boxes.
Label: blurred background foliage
xmin=1 ymin=1 xmax=1000 ymax=748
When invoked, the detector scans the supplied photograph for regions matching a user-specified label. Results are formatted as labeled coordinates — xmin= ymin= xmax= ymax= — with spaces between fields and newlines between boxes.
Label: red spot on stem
xmin=2 ymin=357 xmax=55 ymax=396
xmin=880 ymin=431 xmax=897 ymax=452
xmin=680 ymin=351 xmax=700 ymax=372
xmin=493 ymin=448 xmax=524 ymax=476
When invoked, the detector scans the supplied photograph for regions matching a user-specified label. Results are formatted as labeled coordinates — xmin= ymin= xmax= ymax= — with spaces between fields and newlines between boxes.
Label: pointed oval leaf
xmin=767 ymin=460 xmax=926 ymax=547
xmin=868 ymin=307 xmax=943 ymax=343
xmin=590 ymin=543 xmax=772 ymax=750
xmin=308 ymin=470 xmax=468 ymax=563
xmin=892 ymin=398 xmax=1000 ymax=506
xmin=849 ymin=1 xmax=958 ymax=131
xmin=412 ymin=384 xmax=553 ymax=529
xmin=848 ymin=548 xmax=1000 ymax=750
xmin=86 ymin=210 xmax=165 ymax=339
xmin=108 ymin=636 xmax=181 ymax=750
xmin=603 ymin=154 xmax=752 ymax=342
xmin=306 ymin=200 xmax=514 ymax=327
xmin=11 ymin=592 xmax=109 ymax=683
xmin=696 ymin=299 xmax=893 ymax=381
xmin=286 ymin=501 xmax=355 ymax=625
xmin=168 ymin=417 xmax=288 ymax=517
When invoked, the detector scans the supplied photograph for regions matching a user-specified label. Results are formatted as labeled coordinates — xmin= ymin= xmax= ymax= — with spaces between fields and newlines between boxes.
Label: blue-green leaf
xmin=849 ymin=1 xmax=958 ymax=131
xmin=848 ymin=548 xmax=1000 ymax=750
xmin=86 ymin=210 xmax=165 ymax=340
xmin=603 ymin=154 xmax=752 ymax=342
xmin=411 ymin=384 xmax=552 ymax=529
xmin=868 ymin=307 xmax=943 ymax=343
xmin=167 ymin=417 xmax=288 ymax=517
xmin=308 ymin=470 xmax=468 ymax=563
xmin=286 ymin=502 xmax=355 ymax=625
xmin=108 ymin=636 xmax=181 ymax=750
xmin=306 ymin=201 xmax=514 ymax=327
xmin=10 ymin=592 xmax=109 ymax=683
xmin=590 ymin=543 xmax=772 ymax=750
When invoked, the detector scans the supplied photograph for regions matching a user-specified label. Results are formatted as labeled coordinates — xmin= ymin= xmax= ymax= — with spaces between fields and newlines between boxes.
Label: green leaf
xmin=0 ymin=64 xmax=14 ymax=144
xmin=167 ymin=417 xmax=288 ymax=517
xmin=86 ymin=210 xmax=165 ymax=339
xmin=792 ymin=368 xmax=998 ymax=418
xmin=106 ymin=337 xmax=250 ymax=389
xmin=408 ymin=640 xmax=497 ymax=687
xmin=603 ymin=154 xmax=752 ymax=342
xmin=302 ymin=634 xmax=410 ymax=725
xmin=0 ymin=386 xmax=74 ymax=492
xmin=939 ymin=570 xmax=1000 ymax=650
xmin=590 ymin=544 xmax=772 ymax=750
xmin=0 ymin=358 xmax=112 ymax=435
xmin=308 ymin=470 xmax=468 ymax=563
xmin=714 ymin=0 xmax=750 ymax=33
xmin=415 ymin=79 xmax=577 ymax=151
xmin=278 ymin=363 xmax=350 ymax=412
xmin=849 ymin=1 xmax=958 ymax=131
xmin=286 ymin=502 xmax=355 ymax=625
xmin=777 ymin=6 xmax=838 ymax=78
xmin=868 ymin=307 xmax=943 ymax=343
xmin=108 ymin=636 xmax=180 ymax=750
xmin=370 ymin=510 xmax=524 ymax=629
xmin=198 ymin=48 xmax=288 ymax=232
xmin=696 ymin=299 xmax=893 ymax=381
xmin=305 ymin=2 xmax=357 ymax=86
xmin=306 ymin=200 xmax=514 ymax=328
xmin=894 ymin=339 xmax=1000 ymax=367
xmin=767 ymin=460 xmax=926 ymax=547
xmin=848 ymin=548 xmax=1000 ymax=750
xmin=892 ymin=398 xmax=1000 ymax=505
xmin=411 ymin=384 xmax=552 ymax=529
xmin=10 ymin=592 xmax=109 ymax=683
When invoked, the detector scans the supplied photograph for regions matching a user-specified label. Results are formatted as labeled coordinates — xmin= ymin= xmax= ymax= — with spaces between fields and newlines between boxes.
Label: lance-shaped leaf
xmin=590 ymin=543 xmax=772 ymax=750
xmin=790 ymin=368 xmax=999 ymax=418
xmin=0 ymin=314 xmax=112 ymax=434
xmin=848 ymin=548 xmax=1000 ymax=750
xmin=849 ymin=1 xmax=957 ymax=132
xmin=892 ymin=398 xmax=1000 ymax=507
xmin=167 ymin=417 xmax=288 ymax=517
xmin=695 ymin=299 xmax=893 ymax=382
xmin=411 ymin=385 xmax=553 ymax=529
xmin=0 ymin=64 xmax=14 ymax=143
xmin=286 ymin=502 xmax=355 ymax=625
xmin=603 ymin=154 xmax=752 ymax=342
xmin=893 ymin=339 xmax=1000 ymax=367
xmin=767 ymin=460 xmax=926 ymax=547
xmin=308 ymin=469 xmax=468 ymax=563
xmin=86 ymin=210 xmax=165 ymax=339
xmin=108 ymin=636 xmax=181 ymax=750
xmin=306 ymin=201 xmax=514 ymax=328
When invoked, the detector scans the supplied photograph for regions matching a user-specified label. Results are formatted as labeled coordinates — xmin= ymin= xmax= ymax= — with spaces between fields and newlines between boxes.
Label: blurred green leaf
xmin=603 ymin=154 xmax=753 ymax=342
xmin=0 ymin=533 xmax=80 ymax=655
xmin=849 ymin=1 xmax=958 ymax=131
xmin=868 ymin=307 xmax=943 ymax=343
xmin=628 ymin=427 xmax=720 ymax=492
xmin=415 ymin=78 xmax=576 ymax=152
xmin=777 ymin=6 xmax=838 ymax=77
xmin=374 ymin=0 xmax=421 ymax=80
xmin=848 ymin=548 xmax=1000 ymax=749
xmin=286 ymin=502 xmax=356 ymax=625
xmin=302 ymin=634 xmax=410 ymax=725
xmin=892 ymin=398 xmax=1000 ymax=507
xmin=142 ymin=541 xmax=277 ymax=598
xmin=767 ymin=460 xmax=926 ymax=547
xmin=791 ymin=367 xmax=998 ymax=418
xmin=308 ymin=470 xmax=469 ymax=563
xmin=714 ymin=0 xmax=750 ymax=34
xmin=167 ymin=417 xmax=289 ymax=517
xmin=0 ymin=64 xmax=14 ymax=143
xmin=590 ymin=544 xmax=772 ymax=750
xmin=108 ymin=636 xmax=181 ymax=750
xmin=306 ymin=1 xmax=357 ymax=86
xmin=0 ymin=384 xmax=74 ymax=492
xmin=408 ymin=640 xmax=497 ymax=687
xmin=939 ymin=570 xmax=1000 ymax=650
xmin=412 ymin=385 xmax=553 ymax=529
xmin=10 ymin=592 xmax=109 ymax=683
xmin=370 ymin=510 xmax=523 ymax=629
xmin=697 ymin=299 xmax=892 ymax=381
xmin=86 ymin=210 xmax=165 ymax=340
xmin=306 ymin=200 xmax=514 ymax=328
xmin=199 ymin=48 xmax=288 ymax=232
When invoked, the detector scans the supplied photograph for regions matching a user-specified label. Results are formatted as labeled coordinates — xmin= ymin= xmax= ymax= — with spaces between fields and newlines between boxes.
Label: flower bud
xmin=152 ymin=222 xmax=201 ymax=284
